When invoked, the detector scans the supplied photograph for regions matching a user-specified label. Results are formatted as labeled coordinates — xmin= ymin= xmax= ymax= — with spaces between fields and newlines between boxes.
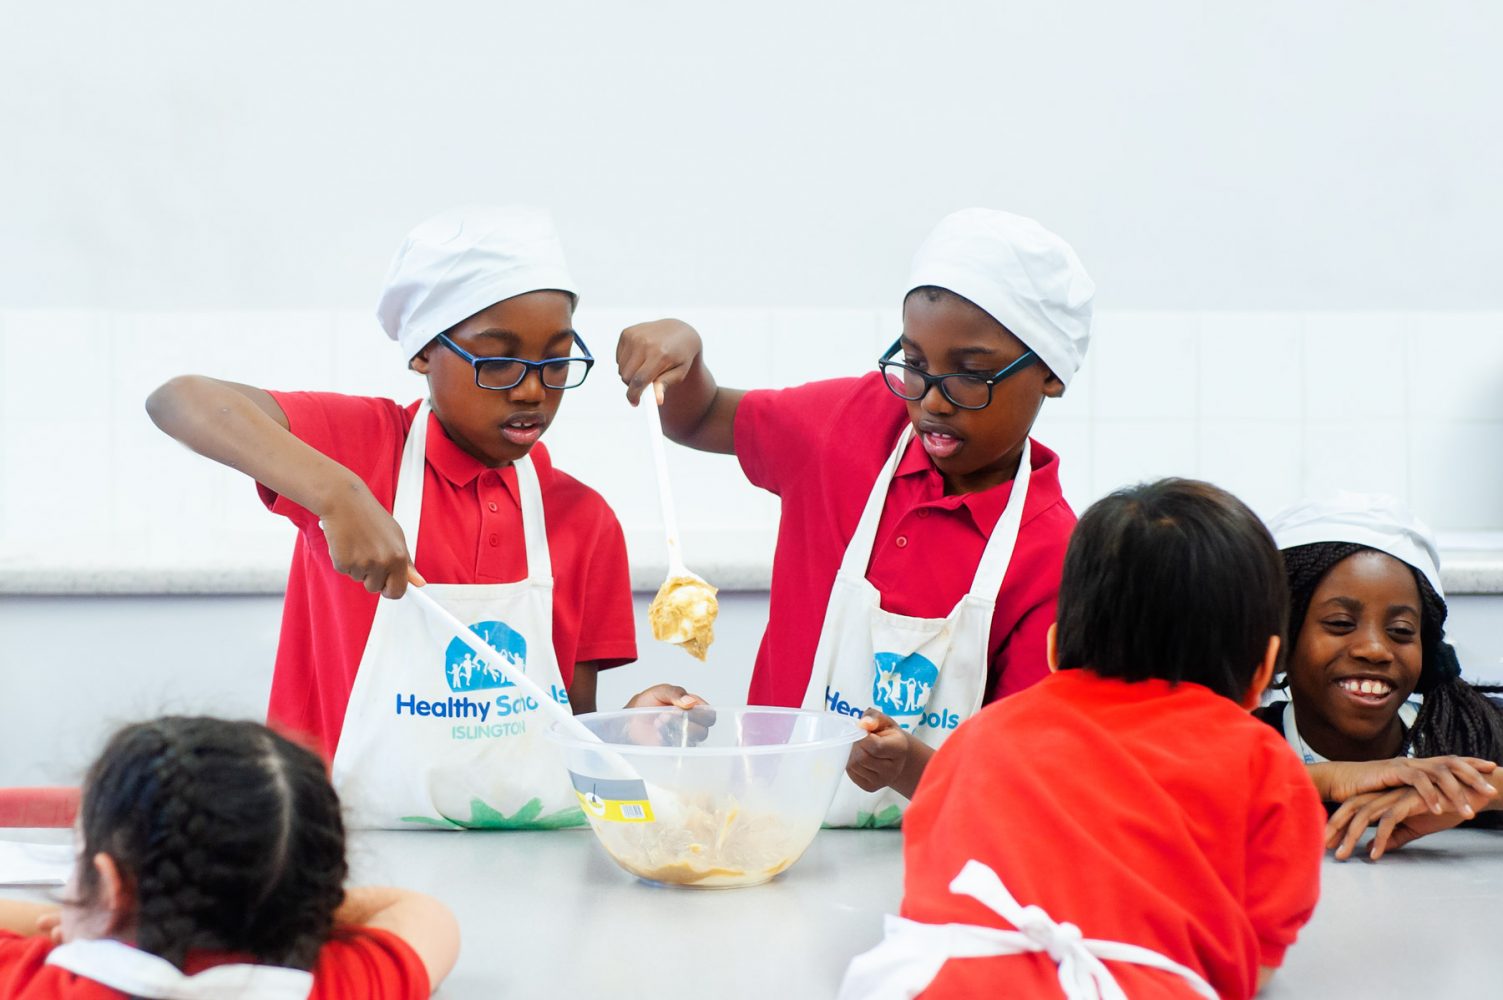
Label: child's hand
xmin=847 ymin=711 xmax=927 ymax=797
xmin=1325 ymin=782 xmax=1491 ymax=860
xmin=624 ymin=686 xmax=714 ymax=745
xmin=1316 ymin=756 xmax=1497 ymax=815
xmin=317 ymin=487 xmax=423 ymax=599
xmin=625 ymin=685 xmax=706 ymax=711
xmin=616 ymin=319 xmax=703 ymax=406
xmin=35 ymin=910 xmax=61 ymax=944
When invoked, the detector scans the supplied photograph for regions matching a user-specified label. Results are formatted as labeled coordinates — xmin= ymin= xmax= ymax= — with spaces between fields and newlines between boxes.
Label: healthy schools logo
xmin=444 ymin=620 xmax=526 ymax=692
xmin=872 ymin=651 xmax=938 ymax=718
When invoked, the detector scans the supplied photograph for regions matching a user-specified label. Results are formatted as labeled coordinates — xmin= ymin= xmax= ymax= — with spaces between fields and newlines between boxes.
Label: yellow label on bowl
xmin=569 ymin=772 xmax=656 ymax=823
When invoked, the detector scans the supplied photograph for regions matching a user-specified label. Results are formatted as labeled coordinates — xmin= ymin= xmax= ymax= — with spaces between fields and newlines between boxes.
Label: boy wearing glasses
xmin=147 ymin=205 xmax=697 ymax=829
xmin=617 ymin=209 xmax=1092 ymax=825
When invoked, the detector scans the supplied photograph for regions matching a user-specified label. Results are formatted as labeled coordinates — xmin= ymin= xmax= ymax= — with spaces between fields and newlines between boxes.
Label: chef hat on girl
xmin=906 ymin=208 xmax=1095 ymax=387
xmin=377 ymin=205 xmax=577 ymax=359
xmin=1268 ymin=491 xmax=1445 ymax=600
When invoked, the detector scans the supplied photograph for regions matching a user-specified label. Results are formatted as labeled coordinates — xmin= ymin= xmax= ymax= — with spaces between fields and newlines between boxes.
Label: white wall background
xmin=2 ymin=2 xmax=1501 ymax=312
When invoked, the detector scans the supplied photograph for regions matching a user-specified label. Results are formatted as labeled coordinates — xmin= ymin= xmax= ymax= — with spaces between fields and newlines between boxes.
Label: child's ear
xmin=1042 ymin=370 xmax=1066 ymax=399
xmin=409 ymin=341 xmax=434 ymax=374
xmin=1241 ymin=635 xmax=1281 ymax=710
xmin=1046 ymin=622 xmax=1059 ymax=673
xmin=91 ymin=853 xmax=134 ymax=934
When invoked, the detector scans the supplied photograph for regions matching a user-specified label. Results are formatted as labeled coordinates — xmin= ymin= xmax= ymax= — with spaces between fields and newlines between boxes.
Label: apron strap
xmin=47 ymin=940 xmax=314 ymax=1000
xmin=391 ymin=400 xmax=552 ymax=584
xmin=837 ymin=425 xmax=915 ymax=578
xmin=966 ymin=437 xmax=1031 ymax=602
xmin=837 ymin=860 xmax=1219 ymax=1000
xmin=838 ymin=427 xmax=1033 ymax=603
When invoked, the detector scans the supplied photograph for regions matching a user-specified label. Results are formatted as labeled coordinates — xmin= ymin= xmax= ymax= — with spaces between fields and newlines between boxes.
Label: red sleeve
xmin=309 ymin=927 xmax=429 ymax=1000
xmin=986 ymin=595 xmax=1055 ymax=702
xmin=572 ymin=499 xmax=637 ymax=669
xmin=1243 ymin=745 xmax=1326 ymax=969
xmin=733 ymin=378 xmax=863 ymax=496
xmin=256 ymin=392 xmax=411 ymax=531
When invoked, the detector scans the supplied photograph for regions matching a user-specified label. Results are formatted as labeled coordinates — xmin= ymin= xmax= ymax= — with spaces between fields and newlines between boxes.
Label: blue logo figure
xmin=872 ymin=651 xmax=939 ymax=730
xmin=444 ymin=621 xmax=527 ymax=693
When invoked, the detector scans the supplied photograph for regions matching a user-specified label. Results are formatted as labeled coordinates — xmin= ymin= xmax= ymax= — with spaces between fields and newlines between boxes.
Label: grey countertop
xmin=7 ymin=827 xmax=1503 ymax=997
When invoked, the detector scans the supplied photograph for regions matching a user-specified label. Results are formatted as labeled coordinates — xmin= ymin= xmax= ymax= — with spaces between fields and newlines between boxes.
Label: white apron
xmin=837 ymin=860 xmax=1219 ymax=1000
xmin=47 ymin=939 xmax=313 ymax=1000
xmin=802 ymin=427 xmax=1032 ymax=828
xmin=329 ymin=402 xmax=583 ymax=830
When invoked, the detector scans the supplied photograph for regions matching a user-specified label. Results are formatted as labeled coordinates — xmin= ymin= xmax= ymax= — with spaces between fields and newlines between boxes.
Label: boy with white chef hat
xmin=616 ymin=208 xmax=1092 ymax=825
xmin=148 ymin=205 xmax=698 ymax=830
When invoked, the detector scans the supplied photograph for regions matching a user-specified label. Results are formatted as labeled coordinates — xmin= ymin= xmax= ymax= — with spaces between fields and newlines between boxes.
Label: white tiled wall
xmin=1 ymin=308 xmax=1500 ymax=579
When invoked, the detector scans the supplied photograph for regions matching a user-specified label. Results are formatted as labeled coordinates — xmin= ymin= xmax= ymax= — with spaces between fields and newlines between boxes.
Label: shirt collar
xmin=893 ymin=432 xmax=1063 ymax=529
xmin=414 ymin=404 xmax=553 ymax=496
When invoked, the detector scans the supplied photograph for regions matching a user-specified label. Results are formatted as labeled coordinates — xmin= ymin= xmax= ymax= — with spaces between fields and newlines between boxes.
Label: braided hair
xmin=1283 ymin=542 xmax=1503 ymax=762
xmin=73 ymin=717 xmax=347 ymax=971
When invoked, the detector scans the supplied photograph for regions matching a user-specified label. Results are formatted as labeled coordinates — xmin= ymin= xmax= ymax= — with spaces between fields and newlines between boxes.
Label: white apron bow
xmin=838 ymin=860 xmax=1218 ymax=1000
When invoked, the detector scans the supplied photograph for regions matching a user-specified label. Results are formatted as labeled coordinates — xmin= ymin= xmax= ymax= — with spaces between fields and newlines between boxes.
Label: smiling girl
xmin=1257 ymin=493 xmax=1503 ymax=858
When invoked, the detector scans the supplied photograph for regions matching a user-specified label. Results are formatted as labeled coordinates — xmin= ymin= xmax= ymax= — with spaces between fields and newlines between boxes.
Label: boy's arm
xmin=145 ymin=376 xmax=418 ymax=599
xmin=336 ymin=886 xmax=459 ymax=994
xmin=616 ymin=319 xmax=746 ymax=454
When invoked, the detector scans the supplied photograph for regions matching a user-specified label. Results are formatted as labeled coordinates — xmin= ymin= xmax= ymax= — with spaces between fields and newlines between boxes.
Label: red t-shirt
xmin=734 ymin=374 xmax=1075 ymax=707
xmin=259 ymin=392 xmax=637 ymax=758
xmin=0 ymin=927 xmax=428 ymax=999
xmin=901 ymin=670 xmax=1325 ymax=999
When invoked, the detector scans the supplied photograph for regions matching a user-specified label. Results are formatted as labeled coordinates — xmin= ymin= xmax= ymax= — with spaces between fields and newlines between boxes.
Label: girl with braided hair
xmin=0 ymin=716 xmax=458 ymax=998
xmin=1256 ymin=493 xmax=1503 ymax=861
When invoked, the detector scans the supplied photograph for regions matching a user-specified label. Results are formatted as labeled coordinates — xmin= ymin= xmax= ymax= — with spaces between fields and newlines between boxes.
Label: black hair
xmin=1055 ymin=478 xmax=1288 ymax=700
xmin=74 ymin=717 xmax=347 ymax=971
xmin=1282 ymin=542 xmax=1503 ymax=762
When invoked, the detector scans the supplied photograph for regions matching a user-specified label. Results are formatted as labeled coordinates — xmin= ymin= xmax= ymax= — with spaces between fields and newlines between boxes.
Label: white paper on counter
xmin=0 ymin=841 xmax=74 ymax=886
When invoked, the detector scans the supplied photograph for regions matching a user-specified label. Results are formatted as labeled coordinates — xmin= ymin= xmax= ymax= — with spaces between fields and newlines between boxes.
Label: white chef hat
xmin=1268 ymin=491 xmax=1444 ymax=599
xmin=376 ymin=205 xmax=577 ymax=359
xmin=906 ymin=208 xmax=1094 ymax=387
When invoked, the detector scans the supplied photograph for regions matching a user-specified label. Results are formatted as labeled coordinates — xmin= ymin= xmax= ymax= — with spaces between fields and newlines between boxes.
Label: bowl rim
xmin=544 ymin=705 xmax=867 ymax=757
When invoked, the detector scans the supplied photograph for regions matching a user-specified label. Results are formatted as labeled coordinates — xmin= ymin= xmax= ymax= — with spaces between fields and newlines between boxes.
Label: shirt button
xmin=896 ymin=536 xmax=908 ymax=548
xmin=917 ymin=509 xmax=930 ymax=519
xmin=487 ymin=501 xmax=499 ymax=512
xmin=489 ymin=533 xmax=500 ymax=547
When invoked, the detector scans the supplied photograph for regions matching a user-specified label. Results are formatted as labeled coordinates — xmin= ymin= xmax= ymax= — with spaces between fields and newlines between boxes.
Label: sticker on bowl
xmin=568 ymin=772 xmax=656 ymax=823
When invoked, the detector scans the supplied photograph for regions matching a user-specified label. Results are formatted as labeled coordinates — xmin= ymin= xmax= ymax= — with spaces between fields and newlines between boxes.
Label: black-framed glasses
xmin=437 ymin=332 xmax=595 ymax=391
xmin=877 ymin=339 xmax=1039 ymax=410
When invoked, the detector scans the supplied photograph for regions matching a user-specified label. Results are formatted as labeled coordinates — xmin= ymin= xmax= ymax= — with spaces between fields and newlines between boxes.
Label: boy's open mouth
xmin=500 ymin=412 xmax=546 ymax=446
xmin=917 ymin=421 xmax=963 ymax=459
xmin=1333 ymin=675 xmax=1397 ymax=708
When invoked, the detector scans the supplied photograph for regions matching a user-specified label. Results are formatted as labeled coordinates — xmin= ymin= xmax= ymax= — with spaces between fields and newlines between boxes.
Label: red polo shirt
xmin=901 ymin=671 xmax=1325 ymax=999
xmin=258 ymin=392 xmax=637 ymax=759
xmin=0 ymin=927 xmax=428 ymax=999
xmin=734 ymin=373 xmax=1074 ymax=708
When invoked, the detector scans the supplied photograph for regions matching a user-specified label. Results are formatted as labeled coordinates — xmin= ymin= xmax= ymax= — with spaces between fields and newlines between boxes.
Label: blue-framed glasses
xmin=437 ymin=332 xmax=595 ymax=391
xmin=877 ymin=338 xmax=1039 ymax=410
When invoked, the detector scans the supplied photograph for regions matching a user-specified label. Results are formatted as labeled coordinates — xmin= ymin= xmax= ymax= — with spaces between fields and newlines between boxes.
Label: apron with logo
xmin=329 ymin=401 xmax=583 ymax=830
xmin=47 ymin=939 xmax=313 ymax=1000
xmin=837 ymin=859 xmax=1219 ymax=1000
xmin=801 ymin=426 xmax=1032 ymax=828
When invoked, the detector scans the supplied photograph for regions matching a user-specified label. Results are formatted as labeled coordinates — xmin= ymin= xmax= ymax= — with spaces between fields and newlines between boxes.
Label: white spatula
xmin=644 ymin=386 xmax=719 ymax=659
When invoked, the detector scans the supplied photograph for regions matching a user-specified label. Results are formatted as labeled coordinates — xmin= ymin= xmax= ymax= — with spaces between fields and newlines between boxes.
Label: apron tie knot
xmin=1014 ymin=906 xmax=1083 ymax=963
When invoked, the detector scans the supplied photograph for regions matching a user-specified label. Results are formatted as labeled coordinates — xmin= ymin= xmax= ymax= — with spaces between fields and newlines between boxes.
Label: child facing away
xmin=147 ymin=206 xmax=700 ymax=830
xmin=0 ymin=716 xmax=457 ymax=999
xmin=839 ymin=479 xmax=1325 ymax=1000
xmin=1259 ymin=492 xmax=1503 ymax=860
xmin=616 ymin=208 xmax=1092 ymax=826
